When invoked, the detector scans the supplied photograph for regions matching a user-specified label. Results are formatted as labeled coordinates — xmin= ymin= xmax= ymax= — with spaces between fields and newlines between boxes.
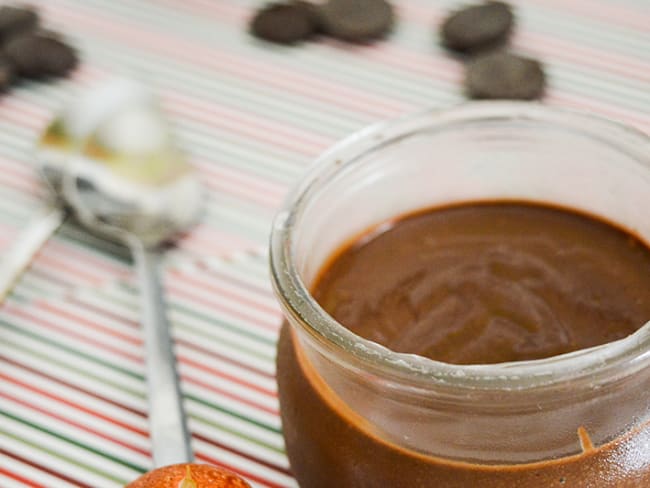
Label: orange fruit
xmin=126 ymin=463 xmax=251 ymax=488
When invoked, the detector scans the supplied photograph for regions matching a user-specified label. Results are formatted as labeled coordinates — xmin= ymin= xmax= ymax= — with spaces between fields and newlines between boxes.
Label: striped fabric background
xmin=0 ymin=0 xmax=648 ymax=486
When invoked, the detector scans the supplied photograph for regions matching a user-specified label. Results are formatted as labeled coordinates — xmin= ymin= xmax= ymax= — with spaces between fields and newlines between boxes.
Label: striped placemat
xmin=0 ymin=0 xmax=648 ymax=487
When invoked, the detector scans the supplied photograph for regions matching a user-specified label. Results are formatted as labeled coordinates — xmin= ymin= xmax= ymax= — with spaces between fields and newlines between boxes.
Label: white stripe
xmin=0 ymin=420 xmax=140 ymax=487
xmin=2 ymin=311 xmax=145 ymax=374
xmin=193 ymin=438 xmax=295 ymax=488
xmin=0 ymin=338 xmax=146 ymax=411
xmin=187 ymin=398 xmax=283 ymax=452
xmin=1 ymin=392 xmax=151 ymax=467
xmin=48 ymin=299 xmax=142 ymax=341
xmin=1 ymin=361 xmax=148 ymax=431
xmin=0 ymin=452 xmax=78 ymax=488
xmin=181 ymin=364 xmax=279 ymax=423
xmin=23 ymin=305 xmax=143 ymax=357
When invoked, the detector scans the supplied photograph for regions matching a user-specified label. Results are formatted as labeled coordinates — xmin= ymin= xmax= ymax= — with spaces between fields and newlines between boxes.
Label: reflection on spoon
xmin=0 ymin=78 xmax=171 ymax=302
xmin=61 ymin=79 xmax=202 ymax=467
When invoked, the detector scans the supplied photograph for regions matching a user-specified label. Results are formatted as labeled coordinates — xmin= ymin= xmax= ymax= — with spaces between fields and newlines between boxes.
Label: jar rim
xmin=270 ymin=101 xmax=650 ymax=391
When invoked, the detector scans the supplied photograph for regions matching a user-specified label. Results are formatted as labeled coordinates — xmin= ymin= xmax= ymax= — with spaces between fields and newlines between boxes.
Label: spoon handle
xmin=0 ymin=206 xmax=66 ymax=303
xmin=131 ymin=239 xmax=193 ymax=467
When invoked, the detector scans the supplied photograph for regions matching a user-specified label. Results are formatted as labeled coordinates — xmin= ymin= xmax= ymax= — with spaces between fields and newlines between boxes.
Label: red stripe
xmin=170 ymin=269 xmax=281 ymax=318
xmin=36 ymin=301 xmax=142 ymax=346
xmin=21 ymin=267 xmax=72 ymax=291
xmin=157 ymin=0 xmax=247 ymax=24
xmin=168 ymin=283 xmax=280 ymax=333
xmin=193 ymin=433 xmax=290 ymax=476
xmin=163 ymin=90 xmax=334 ymax=152
xmin=182 ymin=373 xmax=278 ymax=416
xmin=45 ymin=241 xmax=130 ymax=276
xmin=179 ymin=355 xmax=277 ymax=398
xmin=0 ymin=467 xmax=46 ymax=487
xmin=0 ymin=391 xmax=150 ymax=457
xmin=0 ymin=172 xmax=42 ymax=196
xmin=0 ymin=98 xmax=48 ymax=128
xmin=176 ymin=337 xmax=274 ymax=380
xmin=400 ymin=1 xmax=649 ymax=68
xmin=200 ymin=173 xmax=283 ymax=209
xmin=67 ymin=296 xmax=140 ymax=330
xmin=4 ymin=307 xmax=143 ymax=364
xmin=177 ymin=227 xmax=261 ymax=257
xmin=0 ymin=355 xmax=146 ymax=418
xmin=0 ymin=154 xmax=39 ymax=178
xmin=0 ymin=448 xmax=93 ymax=488
xmin=32 ymin=254 xmax=108 ymax=286
xmin=523 ymin=0 xmax=650 ymax=32
xmin=192 ymin=159 xmax=287 ymax=198
xmin=0 ymin=371 xmax=147 ymax=437
xmin=41 ymin=4 xmax=409 ymax=119
xmin=195 ymin=453 xmax=288 ymax=488
xmin=546 ymin=92 xmax=650 ymax=128
xmin=515 ymin=32 xmax=650 ymax=82
xmin=204 ymin=266 xmax=275 ymax=301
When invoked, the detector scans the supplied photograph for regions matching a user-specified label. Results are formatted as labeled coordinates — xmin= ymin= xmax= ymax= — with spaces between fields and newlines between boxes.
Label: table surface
xmin=0 ymin=0 xmax=648 ymax=486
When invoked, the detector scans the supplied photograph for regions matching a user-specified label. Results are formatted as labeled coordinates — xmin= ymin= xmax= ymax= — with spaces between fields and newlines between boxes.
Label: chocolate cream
xmin=313 ymin=202 xmax=650 ymax=364
xmin=277 ymin=202 xmax=650 ymax=487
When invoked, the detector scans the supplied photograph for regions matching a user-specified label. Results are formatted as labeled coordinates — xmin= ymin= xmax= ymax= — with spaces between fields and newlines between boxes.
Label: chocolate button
xmin=250 ymin=2 xmax=317 ymax=45
xmin=441 ymin=1 xmax=514 ymax=53
xmin=5 ymin=34 xmax=78 ymax=79
xmin=0 ymin=6 xmax=38 ymax=44
xmin=320 ymin=0 xmax=394 ymax=42
xmin=294 ymin=1 xmax=324 ymax=34
xmin=465 ymin=51 xmax=545 ymax=100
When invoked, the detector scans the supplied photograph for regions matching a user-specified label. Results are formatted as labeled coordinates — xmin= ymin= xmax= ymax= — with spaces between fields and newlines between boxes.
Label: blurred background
xmin=0 ymin=1 xmax=648 ymax=487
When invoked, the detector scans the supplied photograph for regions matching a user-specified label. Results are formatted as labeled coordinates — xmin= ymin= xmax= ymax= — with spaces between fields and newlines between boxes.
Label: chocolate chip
xmin=320 ymin=0 xmax=394 ymax=42
xmin=441 ymin=1 xmax=514 ymax=53
xmin=5 ymin=34 xmax=78 ymax=79
xmin=0 ymin=5 xmax=39 ymax=44
xmin=250 ymin=2 xmax=317 ymax=45
xmin=293 ymin=1 xmax=324 ymax=34
xmin=0 ymin=56 xmax=14 ymax=90
xmin=465 ymin=51 xmax=545 ymax=100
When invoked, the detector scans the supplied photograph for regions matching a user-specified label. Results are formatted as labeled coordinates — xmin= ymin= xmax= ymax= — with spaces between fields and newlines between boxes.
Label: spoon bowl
xmin=63 ymin=92 xmax=202 ymax=247
xmin=61 ymin=79 xmax=202 ymax=467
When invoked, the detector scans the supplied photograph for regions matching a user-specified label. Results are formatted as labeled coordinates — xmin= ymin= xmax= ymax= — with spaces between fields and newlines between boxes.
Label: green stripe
xmin=56 ymin=225 xmax=132 ymax=265
xmin=86 ymin=281 xmax=276 ymax=359
xmin=11 ymin=280 xmax=55 ymax=302
xmin=172 ymin=301 xmax=276 ymax=347
xmin=93 ymin=286 xmax=139 ymax=313
xmin=0 ymin=319 xmax=144 ymax=381
xmin=174 ymin=317 xmax=275 ymax=363
xmin=114 ymin=280 xmax=277 ymax=347
xmin=0 ymin=412 xmax=145 ymax=481
xmin=188 ymin=393 xmax=281 ymax=436
xmin=189 ymin=416 xmax=283 ymax=455
xmin=0 ymin=335 xmax=145 ymax=399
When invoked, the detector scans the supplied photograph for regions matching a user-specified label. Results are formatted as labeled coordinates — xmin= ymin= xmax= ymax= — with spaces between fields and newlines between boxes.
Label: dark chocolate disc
xmin=250 ymin=2 xmax=317 ymax=45
xmin=5 ymin=34 xmax=78 ymax=79
xmin=441 ymin=1 xmax=514 ymax=53
xmin=293 ymin=1 xmax=324 ymax=34
xmin=0 ymin=6 xmax=39 ymax=44
xmin=320 ymin=0 xmax=394 ymax=42
xmin=465 ymin=51 xmax=545 ymax=100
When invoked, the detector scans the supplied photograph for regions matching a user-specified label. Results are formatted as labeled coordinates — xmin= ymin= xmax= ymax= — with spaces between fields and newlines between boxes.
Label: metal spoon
xmin=61 ymin=81 xmax=202 ymax=467
xmin=0 ymin=120 xmax=70 ymax=302
xmin=0 ymin=79 xmax=158 ymax=302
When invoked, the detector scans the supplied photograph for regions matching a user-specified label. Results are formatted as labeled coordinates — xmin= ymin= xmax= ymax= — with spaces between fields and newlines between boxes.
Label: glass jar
xmin=270 ymin=103 xmax=650 ymax=487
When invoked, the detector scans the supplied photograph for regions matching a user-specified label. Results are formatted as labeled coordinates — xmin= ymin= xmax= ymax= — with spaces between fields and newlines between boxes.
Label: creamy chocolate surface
xmin=277 ymin=202 xmax=650 ymax=487
xmin=313 ymin=202 xmax=650 ymax=364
